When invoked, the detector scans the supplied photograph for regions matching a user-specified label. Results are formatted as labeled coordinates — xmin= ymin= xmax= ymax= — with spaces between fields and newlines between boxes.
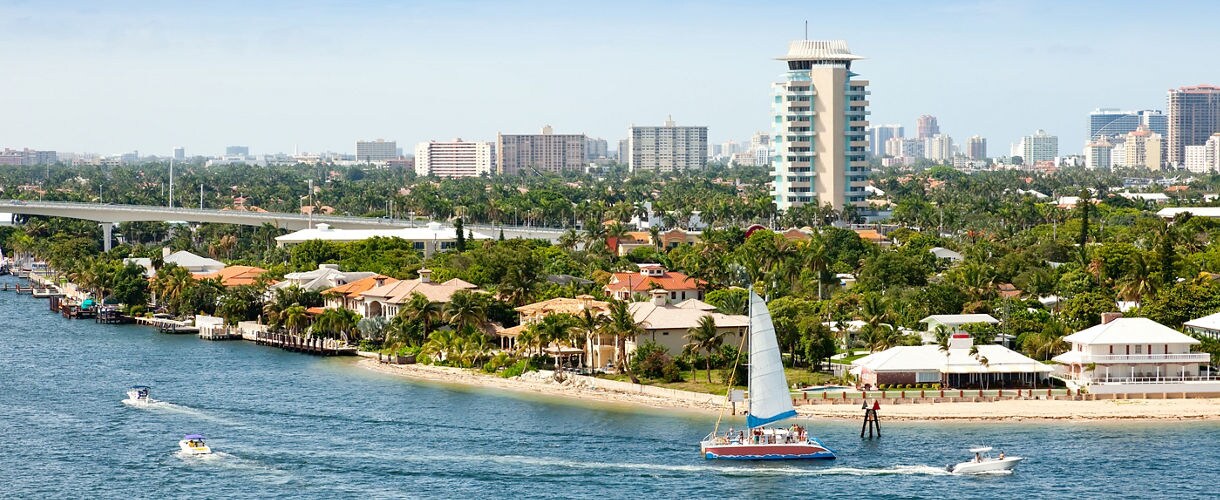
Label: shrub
xmin=877 ymin=384 xmax=886 ymax=390
xmin=500 ymin=358 xmax=536 ymax=378
xmin=631 ymin=341 xmax=680 ymax=380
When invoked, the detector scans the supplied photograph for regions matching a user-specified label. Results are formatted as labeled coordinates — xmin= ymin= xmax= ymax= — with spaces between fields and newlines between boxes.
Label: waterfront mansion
xmin=1052 ymin=314 xmax=1217 ymax=394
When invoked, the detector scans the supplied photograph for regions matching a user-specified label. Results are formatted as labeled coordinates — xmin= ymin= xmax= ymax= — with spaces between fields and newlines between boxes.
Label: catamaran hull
xmin=702 ymin=443 xmax=836 ymax=460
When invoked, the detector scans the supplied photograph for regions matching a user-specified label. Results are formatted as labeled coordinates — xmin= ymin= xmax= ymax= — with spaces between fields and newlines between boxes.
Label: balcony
xmin=1074 ymin=353 xmax=1211 ymax=364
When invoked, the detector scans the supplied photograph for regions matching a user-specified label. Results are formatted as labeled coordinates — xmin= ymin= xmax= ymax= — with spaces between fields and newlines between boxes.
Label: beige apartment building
xmin=770 ymin=39 xmax=870 ymax=211
xmin=1124 ymin=126 xmax=1163 ymax=170
xmin=627 ymin=116 xmax=708 ymax=172
xmin=496 ymin=125 xmax=586 ymax=175
xmin=414 ymin=139 xmax=495 ymax=178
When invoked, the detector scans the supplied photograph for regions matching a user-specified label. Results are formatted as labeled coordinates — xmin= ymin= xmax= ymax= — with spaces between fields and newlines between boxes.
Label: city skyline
xmin=2 ymin=1 xmax=1219 ymax=156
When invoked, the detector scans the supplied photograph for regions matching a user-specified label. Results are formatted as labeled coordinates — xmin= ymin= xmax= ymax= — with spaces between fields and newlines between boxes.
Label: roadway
xmin=0 ymin=200 xmax=567 ymax=249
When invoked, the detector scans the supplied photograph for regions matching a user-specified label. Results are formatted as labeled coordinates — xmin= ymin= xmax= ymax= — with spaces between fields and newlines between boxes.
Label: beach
xmin=357 ymin=358 xmax=1220 ymax=422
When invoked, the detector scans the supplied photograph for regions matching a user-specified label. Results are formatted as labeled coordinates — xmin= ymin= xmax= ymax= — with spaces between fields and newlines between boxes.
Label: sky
xmin=2 ymin=0 xmax=1220 ymax=157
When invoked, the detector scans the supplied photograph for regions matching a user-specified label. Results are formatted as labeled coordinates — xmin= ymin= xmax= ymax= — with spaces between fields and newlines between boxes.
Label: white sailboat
xmin=700 ymin=291 xmax=835 ymax=460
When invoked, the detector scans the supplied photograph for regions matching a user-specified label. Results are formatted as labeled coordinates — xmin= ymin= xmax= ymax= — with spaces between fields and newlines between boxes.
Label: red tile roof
xmin=605 ymin=271 xmax=704 ymax=292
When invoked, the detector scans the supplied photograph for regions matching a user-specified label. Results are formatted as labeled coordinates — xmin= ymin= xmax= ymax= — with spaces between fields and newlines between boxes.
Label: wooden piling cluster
xmin=253 ymin=331 xmax=356 ymax=356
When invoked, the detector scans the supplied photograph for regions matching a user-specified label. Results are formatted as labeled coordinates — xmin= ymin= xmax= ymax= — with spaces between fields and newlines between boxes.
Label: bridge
xmin=0 ymin=200 xmax=567 ymax=250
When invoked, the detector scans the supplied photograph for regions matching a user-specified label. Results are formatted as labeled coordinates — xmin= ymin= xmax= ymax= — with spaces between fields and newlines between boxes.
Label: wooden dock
xmin=253 ymin=331 xmax=356 ymax=356
xmin=135 ymin=316 xmax=199 ymax=334
xmin=96 ymin=308 xmax=133 ymax=324
xmin=198 ymin=328 xmax=242 ymax=341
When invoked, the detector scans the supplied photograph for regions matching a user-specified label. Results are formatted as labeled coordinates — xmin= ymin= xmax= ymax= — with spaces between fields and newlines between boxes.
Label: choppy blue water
xmin=1 ymin=279 xmax=1215 ymax=499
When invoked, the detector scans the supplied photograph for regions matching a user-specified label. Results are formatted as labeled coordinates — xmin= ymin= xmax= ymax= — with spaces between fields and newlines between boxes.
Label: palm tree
xmin=401 ymin=292 xmax=442 ymax=338
xmin=314 ymin=308 xmax=360 ymax=344
xmin=444 ymin=291 xmax=488 ymax=333
xmin=605 ymin=299 xmax=643 ymax=384
xmin=576 ymin=308 xmax=607 ymax=370
xmin=283 ymin=304 xmax=309 ymax=336
xmin=684 ymin=315 xmax=725 ymax=383
xmin=421 ymin=329 xmax=460 ymax=364
xmin=529 ymin=313 xmax=579 ymax=369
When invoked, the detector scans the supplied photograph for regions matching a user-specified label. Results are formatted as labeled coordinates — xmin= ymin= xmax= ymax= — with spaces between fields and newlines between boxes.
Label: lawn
xmin=597 ymin=368 xmax=840 ymax=396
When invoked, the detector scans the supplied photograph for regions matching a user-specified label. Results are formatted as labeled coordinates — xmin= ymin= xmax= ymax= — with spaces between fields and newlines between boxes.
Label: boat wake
xmin=482 ymin=455 xmax=953 ymax=477
xmin=320 ymin=450 xmax=953 ymax=478
xmin=174 ymin=451 xmax=292 ymax=483
xmin=122 ymin=398 xmax=230 ymax=424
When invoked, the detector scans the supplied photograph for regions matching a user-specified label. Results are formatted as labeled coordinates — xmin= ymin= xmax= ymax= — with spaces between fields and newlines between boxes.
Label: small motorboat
xmin=948 ymin=446 xmax=1022 ymax=474
xmin=178 ymin=434 xmax=212 ymax=455
xmin=124 ymin=385 xmax=155 ymax=405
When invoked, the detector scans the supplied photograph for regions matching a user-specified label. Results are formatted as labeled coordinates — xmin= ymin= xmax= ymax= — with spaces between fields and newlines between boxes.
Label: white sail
xmin=746 ymin=290 xmax=796 ymax=428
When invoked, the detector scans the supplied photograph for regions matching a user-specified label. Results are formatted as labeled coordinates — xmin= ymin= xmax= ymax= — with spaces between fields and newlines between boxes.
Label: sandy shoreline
xmin=355 ymin=359 xmax=1220 ymax=423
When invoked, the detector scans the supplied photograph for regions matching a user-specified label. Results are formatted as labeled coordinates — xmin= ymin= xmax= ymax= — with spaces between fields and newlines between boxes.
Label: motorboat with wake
xmin=179 ymin=434 xmax=212 ymax=455
xmin=948 ymin=447 xmax=1022 ymax=474
xmin=123 ymin=385 xmax=156 ymax=405
xmin=700 ymin=290 xmax=835 ymax=460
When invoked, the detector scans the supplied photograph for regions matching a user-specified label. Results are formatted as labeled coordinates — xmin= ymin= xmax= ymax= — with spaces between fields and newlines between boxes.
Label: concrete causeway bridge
xmin=0 ymin=200 xmax=566 ymax=250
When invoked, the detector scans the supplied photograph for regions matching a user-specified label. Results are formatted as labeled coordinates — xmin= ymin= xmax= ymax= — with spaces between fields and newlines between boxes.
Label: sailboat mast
xmin=746 ymin=287 xmax=753 ymax=429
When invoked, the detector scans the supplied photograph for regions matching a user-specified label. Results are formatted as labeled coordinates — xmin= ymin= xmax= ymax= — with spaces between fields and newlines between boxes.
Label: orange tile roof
xmin=196 ymin=265 xmax=269 ymax=287
xmin=605 ymin=271 xmax=704 ymax=292
xmin=305 ymin=306 xmax=326 ymax=315
xmin=323 ymin=274 xmax=397 ymax=298
xmin=854 ymin=229 xmax=885 ymax=242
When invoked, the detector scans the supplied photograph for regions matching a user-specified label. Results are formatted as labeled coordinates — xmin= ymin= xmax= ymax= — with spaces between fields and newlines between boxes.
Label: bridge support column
xmin=101 ymin=223 xmax=113 ymax=252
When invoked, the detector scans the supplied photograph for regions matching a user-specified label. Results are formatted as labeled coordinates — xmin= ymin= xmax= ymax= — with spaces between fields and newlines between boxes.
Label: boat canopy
xmin=130 ymin=385 xmax=151 ymax=390
xmin=746 ymin=291 xmax=797 ymax=428
xmin=969 ymin=446 xmax=993 ymax=453
xmin=183 ymin=434 xmax=204 ymax=440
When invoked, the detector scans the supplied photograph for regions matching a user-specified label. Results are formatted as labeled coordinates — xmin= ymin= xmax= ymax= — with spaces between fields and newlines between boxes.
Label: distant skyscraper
xmin=869 ymin=124 xmax=903 ymax=156
xmin=1124 ymin=126 xmax=1163 ymax=170
xmin=497 ymin=126 xmax=586 ymax=174
xmin=916 ymin=115 xmax=939 ymax=140
xmin=617 ymin=139 xmax=628 ymax=163
xmin=925 ymin=134 xmax=953 ymax=163
xmin=585 ymin=137 xmax=609 ymax=160
xmin=966 ymin=135 xmax=987 ymax=160
xmin=1167 ymin=85 xmax=1220 ymax=166
xmin=414 ymin=139 xmax=495 ymax=178
xmin=173 ymin=146 xmax=185 ymax=161
xmin=355 ymin=139 xmax=398 ymax=163
xmin=1184 ymin=133 xmax=1220 ymax=173
xmin=1084 ymin=138 xmax=1113 ymax=170
xmin=225 ymin=146 xmax=249 ymax=157
xmin=770 ymin=39 xmax=869 ymax=211
xmin=1021 ymin=130 xmax=1058 ymax=165
xmin=627 ymin=116 xmax=708 ymax=172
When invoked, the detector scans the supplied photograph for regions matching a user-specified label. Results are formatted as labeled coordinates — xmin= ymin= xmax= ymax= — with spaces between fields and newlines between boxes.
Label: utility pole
xmin=200 ymin=184 xmax=204 ymax=210
xmin=307 ymin=179 xmax=313 ymax=229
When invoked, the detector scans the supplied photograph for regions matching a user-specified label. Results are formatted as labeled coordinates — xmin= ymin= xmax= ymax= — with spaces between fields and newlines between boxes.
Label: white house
xmin=1052 ymin=314 xmax=1216 ymax=394
xmin=1183 ymin=311 xmax=1220 ymax=340
xmin=274 ymin=222 xmax=491 ymax=257
xmin=851 ymin=333 xmax=1051 ymax=389
xmin=929 ymin=247 xmax=964 ymax=263
xmin=270 ymin=264 xmax=378 ymax=293
xmin=162 ymin=249 xmax=225 ymax=275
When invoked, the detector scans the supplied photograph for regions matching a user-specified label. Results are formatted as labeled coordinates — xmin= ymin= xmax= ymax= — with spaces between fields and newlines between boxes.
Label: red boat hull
xmin=703 ymin=441 xmax=836 ymax=460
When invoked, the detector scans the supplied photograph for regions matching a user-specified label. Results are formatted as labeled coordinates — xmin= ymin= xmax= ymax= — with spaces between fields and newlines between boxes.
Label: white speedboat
xmin=124 ymin=385 xmax=155 ymax=405
xmin=178 ymin=434 xmax=212 ymax=455
xmin=948 ymin=446 xmax=1022 ymax=474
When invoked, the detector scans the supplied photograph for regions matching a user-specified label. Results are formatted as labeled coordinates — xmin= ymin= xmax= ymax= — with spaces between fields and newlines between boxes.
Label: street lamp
xmin=307 ymin=179 xmax=314 ymax=229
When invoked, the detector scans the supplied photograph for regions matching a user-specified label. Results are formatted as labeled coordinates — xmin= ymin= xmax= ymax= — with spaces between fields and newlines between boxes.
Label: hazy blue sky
xmin=2 ymin=0 xmax=1219 ymax=157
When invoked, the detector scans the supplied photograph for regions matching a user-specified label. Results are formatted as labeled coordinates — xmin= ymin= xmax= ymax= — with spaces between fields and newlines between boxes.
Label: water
xmin=1 ymin=280 xmax=1216 ymax=499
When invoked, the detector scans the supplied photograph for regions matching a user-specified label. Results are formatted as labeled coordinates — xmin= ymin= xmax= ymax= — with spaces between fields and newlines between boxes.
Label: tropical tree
xmin=684 ymin=315 xmax=725 ymax=383
xmin=401 ymin=292 xmax=443 ymax=338
xmin=314 ymin=308 xmax=360 ymax=344
xmin=445 ymin=291 xmax=488 ymax=333
xmin=605 ymin=299 xmax=643 ymax=384
xmin=283 ymin=304 xmax=309 ymax=336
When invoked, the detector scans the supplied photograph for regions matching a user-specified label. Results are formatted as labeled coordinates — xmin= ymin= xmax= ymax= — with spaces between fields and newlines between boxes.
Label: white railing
xmin=1076 ymin=353 xmax=1211 ymax=363
xmin=1091 ymin=375 xmax=1220 ymax=385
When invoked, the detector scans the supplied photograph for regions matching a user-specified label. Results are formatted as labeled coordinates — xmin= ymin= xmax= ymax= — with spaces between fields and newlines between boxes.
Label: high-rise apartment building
xmin=173 ymin=146 xmax=185 ymax=161
xmin=966 ymin=135 xmax=987 ymax=160
xmin=770 ymin=39 xmax=869 ymax=211
xmin=414 ymin=139 xmax=495 ymax=178
xmin=355 ymin=139 xmax=398 ymax=163
xmin=225 ymin=146 xmax=249 ymax=157
xmin=916 ymin=115 xmax=939 ymax=140
xmin=1184 ymin=133 xmax=1220 ymax=173
xmin=1124 ymin=126 xmax=1163 ymax=170
xmin=497 ymin=126 xmax=586 ymax=175
xmin=1167 ymin=85 xmax=1220 ymax=166
xmin=1084 ymin=139 xmax=1113 ymax=170
xmin=627 ymin=117 xmax=708 ymax=172
xmin=868 ymin=124 xmax=903 ymax=157
xmin=1021 ymin=130 xmax=1058 ymax=165
xmin=923 ymin=134 xmax=953 ymax=163
xmin=585 ymin=137 xmax=609 ymax=160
